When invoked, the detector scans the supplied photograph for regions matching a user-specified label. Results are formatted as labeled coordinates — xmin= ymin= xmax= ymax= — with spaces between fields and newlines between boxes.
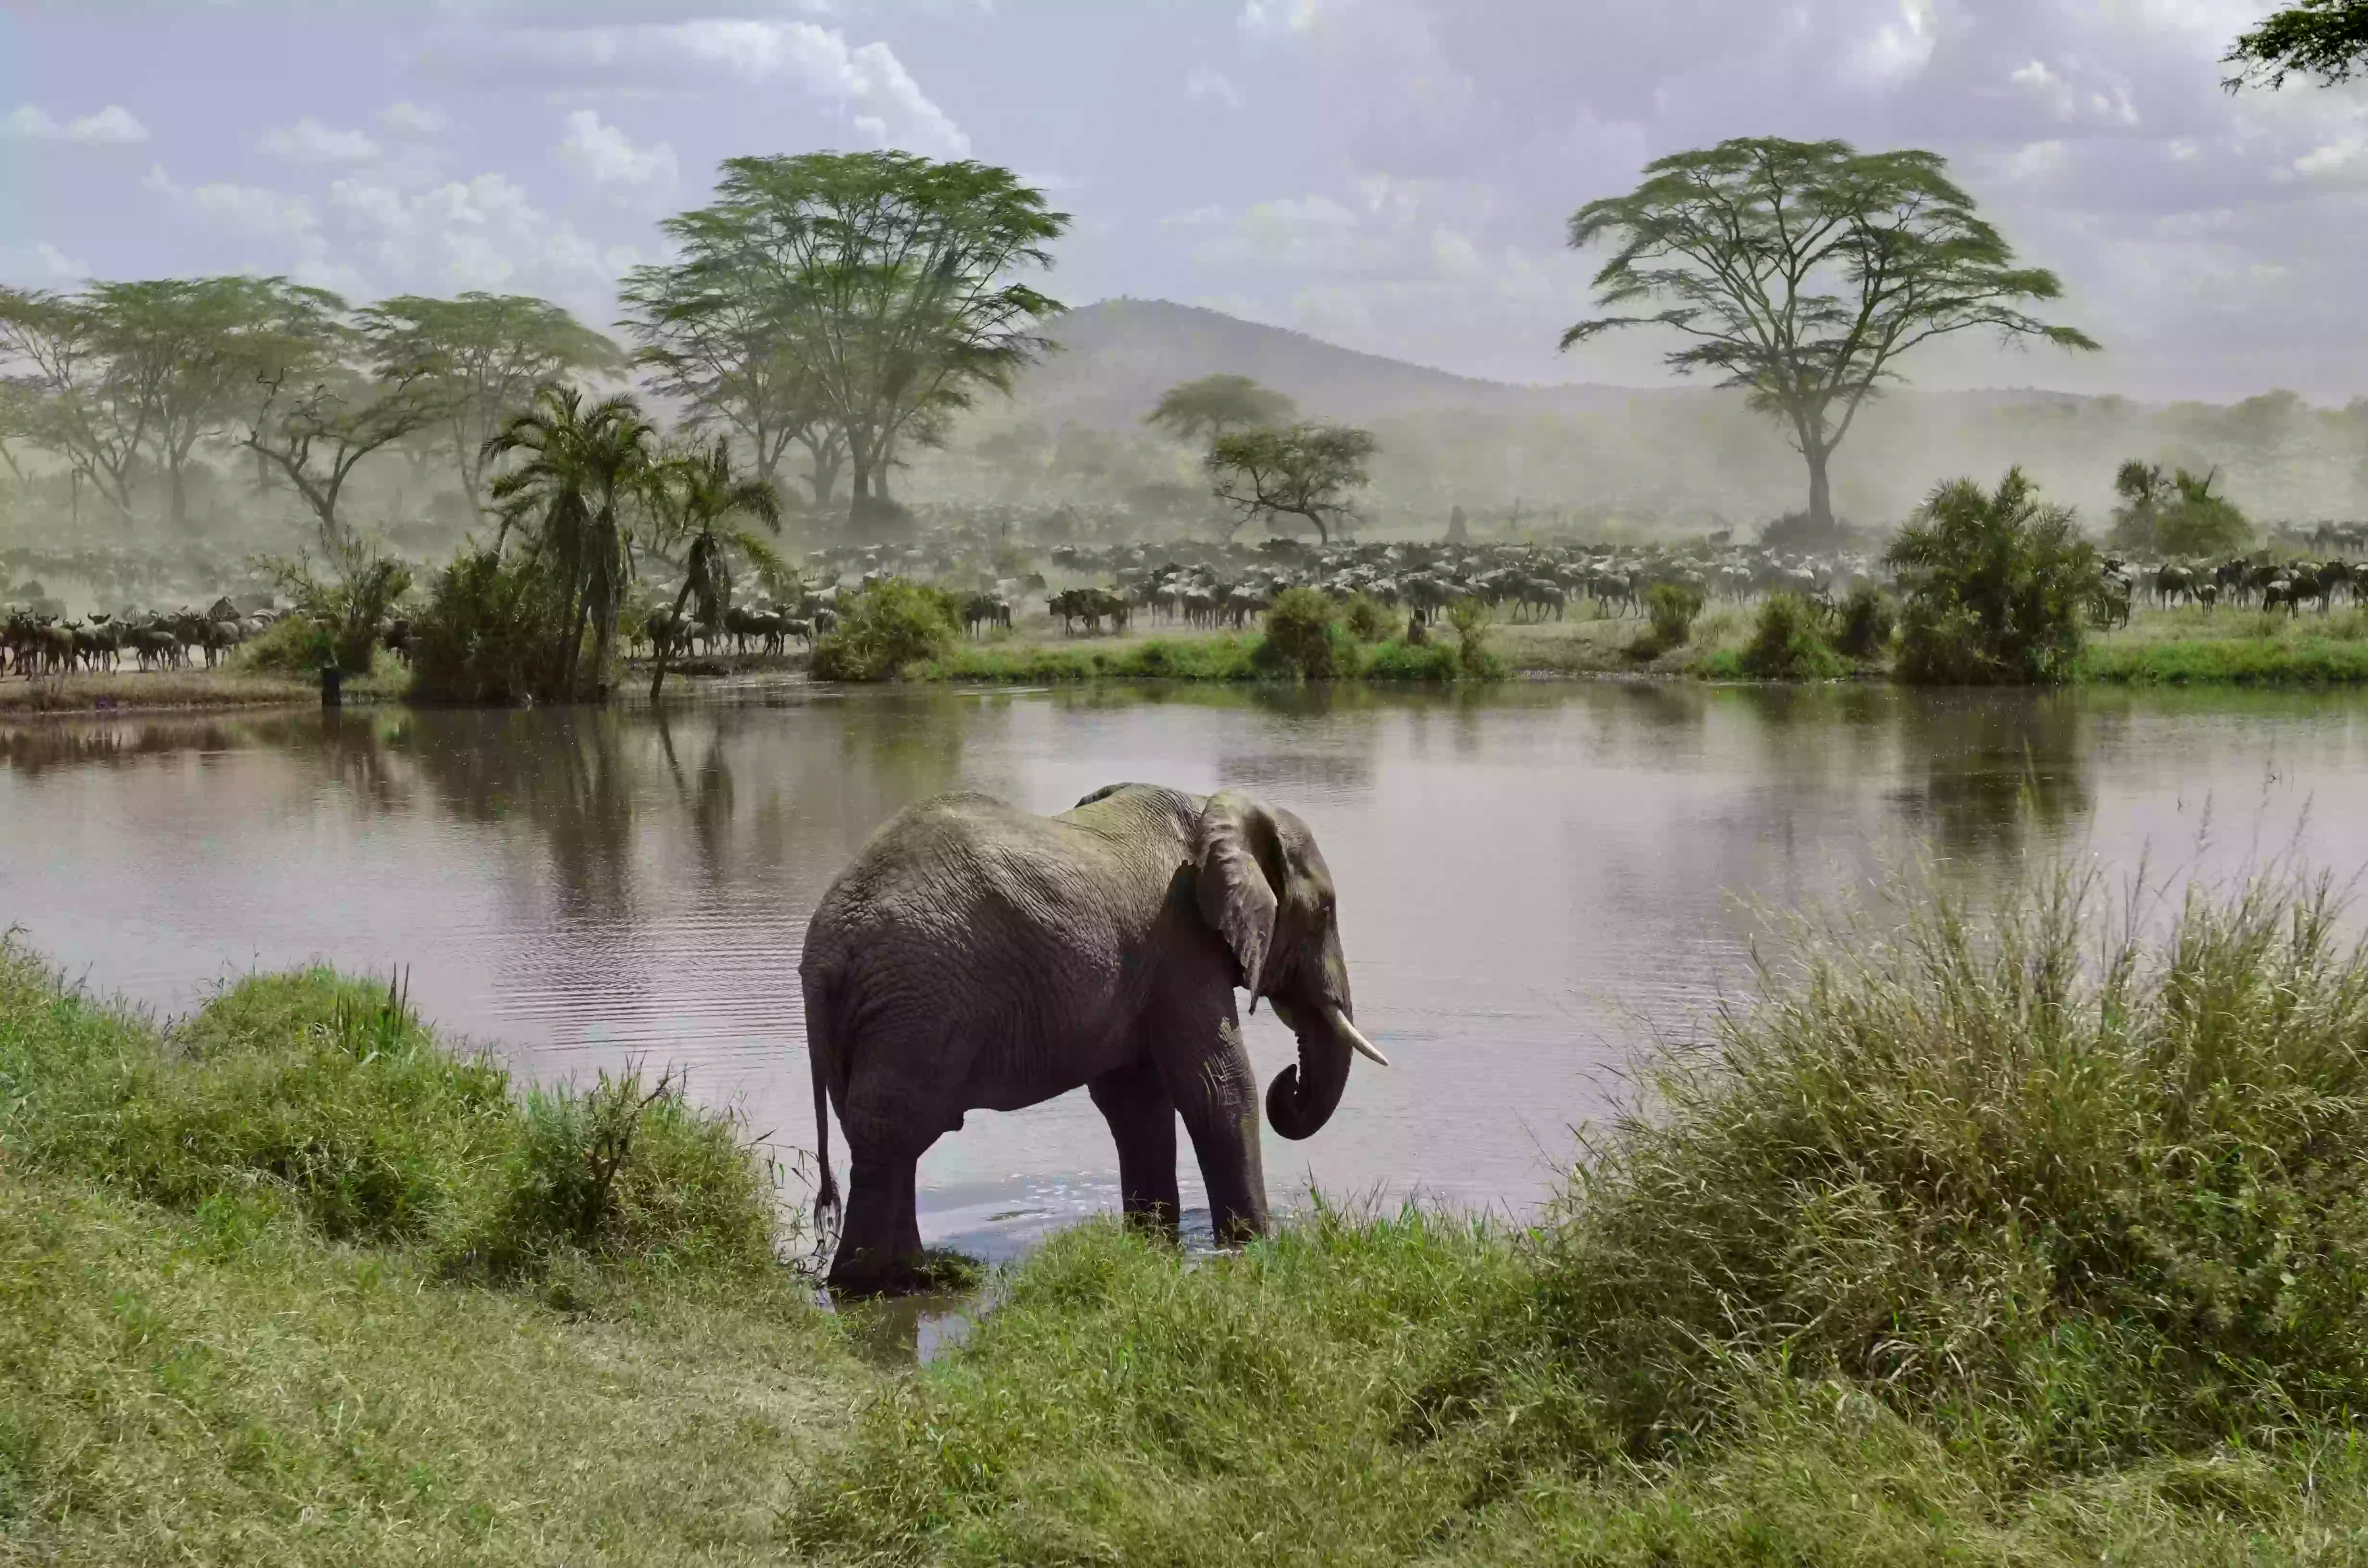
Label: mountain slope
xmin=1019 ymin=298 xmax=1645 ymax=427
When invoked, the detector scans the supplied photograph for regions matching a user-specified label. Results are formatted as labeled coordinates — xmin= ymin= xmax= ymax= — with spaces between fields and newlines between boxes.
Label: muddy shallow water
xmin=5 ymin=682 xmax=2364 ymax=1261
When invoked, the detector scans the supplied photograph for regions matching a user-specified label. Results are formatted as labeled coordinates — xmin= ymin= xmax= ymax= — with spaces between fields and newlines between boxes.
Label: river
xmin=5 ymin=682 xmax=2364 ymax=1259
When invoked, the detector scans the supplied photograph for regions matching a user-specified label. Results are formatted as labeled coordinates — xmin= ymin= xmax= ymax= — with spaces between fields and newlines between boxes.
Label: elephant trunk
xmin=1265 ymin=1002 xmax=1383 ymax=1141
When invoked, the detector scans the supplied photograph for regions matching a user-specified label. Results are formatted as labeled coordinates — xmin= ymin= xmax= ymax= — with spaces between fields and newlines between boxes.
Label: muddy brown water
xmin=6 ymin=682 xmax=2366 ymax=1271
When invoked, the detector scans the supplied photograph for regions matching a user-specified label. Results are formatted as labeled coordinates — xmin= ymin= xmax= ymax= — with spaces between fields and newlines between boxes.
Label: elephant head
xmin=1194 ymin=789 xmax=1387 ymax=1141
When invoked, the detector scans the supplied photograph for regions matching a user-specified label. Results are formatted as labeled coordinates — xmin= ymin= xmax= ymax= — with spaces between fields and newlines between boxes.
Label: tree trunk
xmin=169 ymin=458 xmax=189 ymax=532
xmin=807 ymin=438 xmax=843 ymax=511
xmin=649 ymin=573 xmax=698 ymax=703
xmin=1805 ymin=441 xmax=1834 ymax=534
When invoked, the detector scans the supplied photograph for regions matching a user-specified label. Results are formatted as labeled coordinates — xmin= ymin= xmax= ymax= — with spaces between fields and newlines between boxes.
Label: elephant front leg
xmin=1089 ymin=1058 xmax=1180 ymax=1238
xmin=1164 ymin=1019 xmax=1269 ymax=1245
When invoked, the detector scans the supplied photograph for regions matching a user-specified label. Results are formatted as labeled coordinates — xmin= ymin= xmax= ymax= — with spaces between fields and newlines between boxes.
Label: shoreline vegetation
xmin=8 ymin=603 xmax=2368 ymax=719
xmin=12 ymin=861 xmax=2368 ymax=1559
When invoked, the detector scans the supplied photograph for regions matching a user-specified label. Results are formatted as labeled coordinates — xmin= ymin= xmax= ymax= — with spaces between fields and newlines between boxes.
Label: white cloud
xmin=1 ymin=103 xmax=148 ymax=144
xmin=1239 ymin=0 xmax=1316 ymax=37
xmin=259 ymin=117 xmax=383 ymax=164
xmin=454 ymin=21 xmax=969 ymax=159
xmin=0 ymin=241 xmax=92 ymax=282
xmin=2294 ymin=136 xmax=2368 ymax=181
xmin=1185 ymin=68 xmax=1243 ymax=108
xmin=558 ymin=110 xmax=679 ymax=194
xmin=1846 ymin=0 xmax=1936 ymax=88
xmin=376 ymin=101 xmax=445 ymax=138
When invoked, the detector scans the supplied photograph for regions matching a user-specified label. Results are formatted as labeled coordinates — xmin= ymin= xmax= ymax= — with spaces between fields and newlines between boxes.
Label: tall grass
xmin=0 ymin=947 xmax=793 ymax=1281
xmin=791 ymin=864 xmax=2368 ymax=1563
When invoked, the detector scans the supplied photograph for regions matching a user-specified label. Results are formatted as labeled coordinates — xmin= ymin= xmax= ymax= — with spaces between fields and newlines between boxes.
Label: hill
xmin=1022 ymin=298 xmax=1649 ymax=427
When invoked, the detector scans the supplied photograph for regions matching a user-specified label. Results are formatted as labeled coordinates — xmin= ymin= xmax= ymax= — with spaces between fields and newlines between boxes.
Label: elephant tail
xmin=804 ymin=965 xmax=842 ymax=1224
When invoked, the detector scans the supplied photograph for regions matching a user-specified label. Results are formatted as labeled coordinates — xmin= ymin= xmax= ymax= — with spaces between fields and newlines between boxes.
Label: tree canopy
xmin=2226 ymin=0 xmax=2368 ymax=87
xmin=1144 ymin=374 xmax=1296 ymax=446
xmin=2107 ymin=461 xmax=2253 ymax=559
xmin=1563 ymin=137 xmax=2098 ymax=531
xmin=360 ymin=293 xmax=624 ymax=514
xmin=1207 ymin=423 xmax=1376 ymax=544
xmin=649 ymin=150 xmax=1067 ymax=532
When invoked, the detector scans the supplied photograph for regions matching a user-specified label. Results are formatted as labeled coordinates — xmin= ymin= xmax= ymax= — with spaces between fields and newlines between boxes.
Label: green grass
xmin=0 ymin=943 xmax=855 ymax=1562
xmin=914 ymin=632 xmax=1497 ymax=684
xmin=2080 ymin=606 xmax=2368 ymax=686
xmin=789 ymin=864 xmax=2368 ymax=1563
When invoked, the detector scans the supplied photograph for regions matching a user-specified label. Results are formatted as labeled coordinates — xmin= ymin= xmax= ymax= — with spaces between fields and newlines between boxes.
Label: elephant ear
xmin=1195 ymin=791 xmax=1281 ymax=1006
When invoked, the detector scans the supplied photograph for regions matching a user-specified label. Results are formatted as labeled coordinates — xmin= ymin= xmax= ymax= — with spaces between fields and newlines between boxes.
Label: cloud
xmin=377 ymin=101 xmax=445 ymax=138
xmin=259 ymin=117 xmax=384 ymax=164
xmin=1185 ymin=68 xmax=1243 ymax=107
xmin=435 ymin=20 xmax=969 ymax=159
xmin=0 ymin=241 xmax=92 ymax=282
xmin=1239 ymin=0 xmax=1316 ymax=37
xmin=1 ymin=103 xmax=148 ymax=144
xmin=558 ymin=110 xmax=679 ymax=195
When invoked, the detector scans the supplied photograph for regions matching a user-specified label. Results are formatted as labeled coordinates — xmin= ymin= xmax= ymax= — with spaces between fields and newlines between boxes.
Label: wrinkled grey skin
xmin=802 ymin=782 xmax=1376 ymax=1295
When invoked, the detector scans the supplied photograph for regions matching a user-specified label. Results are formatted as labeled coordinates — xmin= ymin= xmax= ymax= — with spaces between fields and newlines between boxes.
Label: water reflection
xmin=5 ymin=682 xmax=2365 ymax=1234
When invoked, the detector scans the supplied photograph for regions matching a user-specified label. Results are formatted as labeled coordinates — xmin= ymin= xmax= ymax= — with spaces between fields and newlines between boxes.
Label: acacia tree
xmin=1207 ymin=423 xmax=1376 ymax=544
xmin=359 ymin=293 xmax=626 ymax=514
xmin=656 ymin=151 xmax=1067 ymax=532
xmin=0 ymin=287 xmax=154 ymax=519
xmin=620 ymin=255 xmax=840 ymax=507
xmin=240 ymin=292 xmax=450 ymax=547
xmin=1562 ymin=138 xmax=2098 ymax=533
xmin=2226 ymin=0 xmax=2368 ymax=86
xmin=1145 ymin=373 xmax=1296 ymax=446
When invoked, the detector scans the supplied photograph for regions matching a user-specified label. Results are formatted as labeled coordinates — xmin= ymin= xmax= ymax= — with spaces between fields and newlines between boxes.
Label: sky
xmin=1 ymin=0 xmax=2364 ymax=404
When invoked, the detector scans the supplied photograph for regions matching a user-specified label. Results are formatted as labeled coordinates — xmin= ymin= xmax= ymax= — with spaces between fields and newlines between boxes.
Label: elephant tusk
xmin=1330 ymin=1007 xmax=1391 ymax=1067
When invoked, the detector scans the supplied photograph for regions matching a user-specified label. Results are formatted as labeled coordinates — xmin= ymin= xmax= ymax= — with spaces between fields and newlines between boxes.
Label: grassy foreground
xmin=0 ymin=947 xmax=855 ymax=1563
xmin=2083 ymin=606 xmax=2368 ymax=686
xmin=788 ymin=868 xmax=2368 ymax=1564
xmin=14 ymin=862 xmax=2368 ymax=1563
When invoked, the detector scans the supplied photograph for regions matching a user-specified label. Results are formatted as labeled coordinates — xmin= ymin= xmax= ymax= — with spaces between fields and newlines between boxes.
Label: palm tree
xmin=643 ymin=436 xmax=785 ymax=701
xmin=483 ymin=385 xmax=656 ymax=699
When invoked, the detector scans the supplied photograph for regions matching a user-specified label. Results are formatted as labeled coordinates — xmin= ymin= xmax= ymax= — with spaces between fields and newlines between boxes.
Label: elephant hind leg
xmin=831 ymin=1152 xmax=926 ymax=1296
xmin=1089 ymin=1058 xmax=1180 ymax=1238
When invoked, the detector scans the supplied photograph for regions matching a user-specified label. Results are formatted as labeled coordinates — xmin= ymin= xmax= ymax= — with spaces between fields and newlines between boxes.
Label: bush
xmin=1442 ymin=596 xmax=1497 ymax=678
xmin=1644 ymin=581 xmax=1704 ymax=644
xmin=1341 ymin=591 xmax=1393 ymax=644
xmin=409 ymin=546 xmax=567 ymax=705
xmin=1835 ymin=582 xmax=1897 ymax=658
xmin=1257 ymin=586 xmax=1345 ymax=680
xmin=1738 ymin=592 xmax=1844 ymax=679
xmin=260 ymin=540 xmax=413 ymax=675
xmin=0 ymin=947 xmax=787 ymax=1281
xmin=1888 ymin=467 xmax=2101 ymax=685
xmin=810 ymin=578 xmax=961 ymax=681
xmin=1362 ymin=638 xmax=1462 ymax=681
xmin=2109 ymin=461 xmax=2254 ymax=559
xmin=233 ymin=612 xmax=332 ymax=677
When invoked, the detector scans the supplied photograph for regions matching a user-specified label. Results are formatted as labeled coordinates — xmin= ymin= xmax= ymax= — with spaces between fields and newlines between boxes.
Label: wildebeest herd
xmin=2102 ymin=556 xmax=2360 ymax=621
xmin=1 ymin=599 xmax=273 ymax=678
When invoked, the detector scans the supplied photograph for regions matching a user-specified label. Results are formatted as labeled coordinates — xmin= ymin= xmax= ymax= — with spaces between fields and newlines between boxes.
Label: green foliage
xmin=1442 ymin=596 xmax=1499 ymax=678
xmin=1207 ymin=423 xmax=1377 ymax=544
xmin=2225 ymin=0 xmax=2368 ymax=88
xmin=793 ymin=866 xmax=2368 ymax=1562
xmin=259 ymin=537 xmax=414 ymax=674
xmin=1888 ymin=467 xmax=2101 ymax=684
xmin=1636 ymin=580 xmax=1706 ymax=657
xmin=0 ymin=945 xmax=787 ymax=1282
xmin=2083 ymin=633 xmax=2368 ymax=685
xmin=927 ymin=636 xmax=1262 ymax=683
xmin=1144 ymin=373 xmax=1297 ymax=446
xmin=1738 ymin=592 xmax=1845 ymax=678
xmin=1257 ymin=585 xmax=1347 ymax=680
xmin=1835 ymin=582 xmax=1898 ymax=658
xmin=1340 ymin=590 xmax=1393 ymax=643
xmin=410 ymin=546 xmax=567 ymax=704
xmin=1362 ymin=637 xmax=1464 ymax=681
xmin=2108 ymin=460 xmax=2253 ymax=558
xmin=1564 ymin=136 xmax=2096 ymax=529
xmin=809 ymin=578 xmax=962 ymax=680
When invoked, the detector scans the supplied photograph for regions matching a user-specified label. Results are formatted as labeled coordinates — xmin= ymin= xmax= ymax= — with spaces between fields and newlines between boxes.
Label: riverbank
xmin=11 ymin=858 xmax=2368 ymax=1561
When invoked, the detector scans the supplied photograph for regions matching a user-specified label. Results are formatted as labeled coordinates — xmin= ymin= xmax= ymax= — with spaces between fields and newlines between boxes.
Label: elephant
xmin=802 ymin=781 xmax=1386 ymax=1294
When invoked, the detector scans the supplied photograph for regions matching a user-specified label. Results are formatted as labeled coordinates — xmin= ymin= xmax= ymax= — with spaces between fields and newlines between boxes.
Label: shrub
xmin=810 ymin=578 xmax=961 ymax=681
xmin=1888 ymin=467 xmax=2101 ymax=685
xmin=0 ymin=947 xmax=787 ymax=1281
xmin=1835 ymin=582 xmax=1897 ymax=658
xmin=1644 ymin=581 xmax=1704 ymax=645
xmin=1341 ymin=591 xmax=1393 ymax=644
xmin=1738 ymin=592 xmax=1844 ymax=679
xmin=1258 ymin=587 xmax=1345 ymax=680
xmin=2109 ymin=460 xmax=2254 ymax=559
xmin=234 ymin=612 xmax=332 ymax=677
xmin=409 ymin=546 xmax=566 ymax=704
xmin=259 ymin=539 xmax=414 ymax=674
xmin=1443 ymin=596 xmax=1497 ymax=678
xmin=1362 ymin=638 xmax=1461 ymax=681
